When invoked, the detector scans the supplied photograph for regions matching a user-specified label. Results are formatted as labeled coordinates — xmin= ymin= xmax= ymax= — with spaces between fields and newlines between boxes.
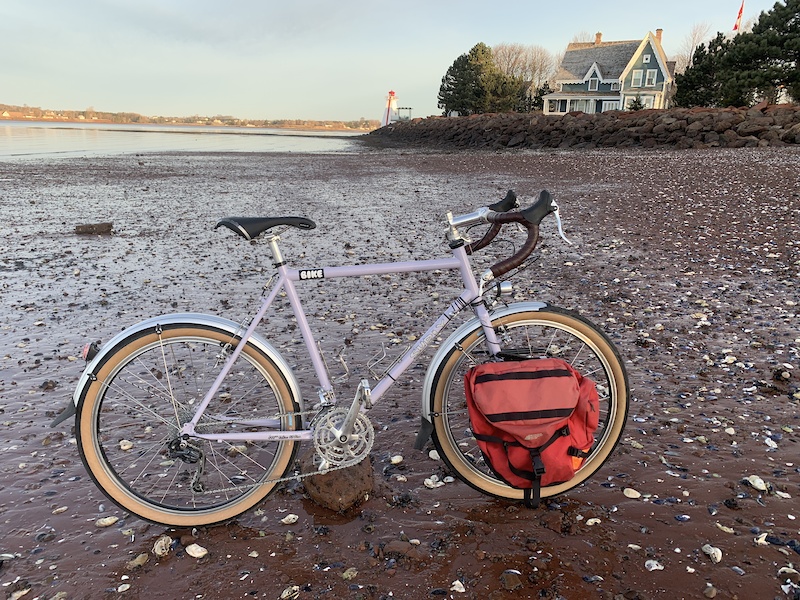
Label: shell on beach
xmin=152 ymin=535 xmax=173 ymax=557
xmin=702 ymin=544 xmax=723 ymax=564
xmin=185 ymin=543 xmax=209 ymax=559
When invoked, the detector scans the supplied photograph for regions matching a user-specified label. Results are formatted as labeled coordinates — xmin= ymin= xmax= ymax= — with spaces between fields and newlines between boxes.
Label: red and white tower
xmin=381 ymin=90 xmax=399 ymax=127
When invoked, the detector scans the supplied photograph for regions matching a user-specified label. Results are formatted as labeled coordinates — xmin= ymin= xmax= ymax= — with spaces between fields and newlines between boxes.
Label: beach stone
xmin=75 ymin=222 xmax=113 ymax=235
xmin=368 ymin=105 xmax=800 ymax=150
xmin=299 ymin=450 xmax=374 ymax=512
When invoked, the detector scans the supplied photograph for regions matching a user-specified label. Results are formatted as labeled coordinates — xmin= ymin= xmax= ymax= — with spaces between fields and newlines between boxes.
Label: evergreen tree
xmin=438 ymin=53 xmax=482 ymax=116
xmin=675 ymin=0 xmax=799 ymax=106
xmin=722 ymin=0 xmax=799 ymax=104
xmin=438 ymin=43 xmax=525 ymax=115
xmin=531 ymin=82 xmax=553 ymax=111
xmin=674 ymin=33 xmax=731 ymax=107
xmin=627 ymin=95 xmax=646 ymax=111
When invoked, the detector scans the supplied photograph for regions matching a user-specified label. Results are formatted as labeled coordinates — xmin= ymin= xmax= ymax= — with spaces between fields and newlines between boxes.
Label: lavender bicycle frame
xmin=178 ymin=242 xmax=502 ymax=442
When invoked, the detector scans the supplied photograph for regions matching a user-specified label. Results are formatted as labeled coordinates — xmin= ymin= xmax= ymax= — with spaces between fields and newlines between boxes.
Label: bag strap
xmin=568 ymin=447 xmax=591 ymax=459
xmin=504 ymin=426 xmax=570 ymax=509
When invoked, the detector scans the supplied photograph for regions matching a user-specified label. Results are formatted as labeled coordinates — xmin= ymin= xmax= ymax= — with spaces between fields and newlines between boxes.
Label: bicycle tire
xmin=76 ymin=323 xmax=300 ymax=526
xmin=428 ymin=305 xmax=629 ymax=502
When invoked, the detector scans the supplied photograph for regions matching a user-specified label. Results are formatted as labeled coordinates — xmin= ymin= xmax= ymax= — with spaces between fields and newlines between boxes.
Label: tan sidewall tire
xmin=431 ymin=308 xmax=629 ymax=501
xmin=77 ymin=326 xmax=298 ymax=526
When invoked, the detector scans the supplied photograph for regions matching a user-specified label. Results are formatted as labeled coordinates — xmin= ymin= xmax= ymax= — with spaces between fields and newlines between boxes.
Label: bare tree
xmin=570 ymin=31 xmax=594 ymax=43
xmin=492 ymin=43 xmax=556 ymax=89
xmin=492 ymin=43 xmax=529 ymax=78
xmin=674 ymin=22 xmax=711 ymax=73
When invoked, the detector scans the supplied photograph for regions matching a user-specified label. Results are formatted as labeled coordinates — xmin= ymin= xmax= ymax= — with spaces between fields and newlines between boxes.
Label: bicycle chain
xmin=190 ymin=407 xmax=369 ymax=495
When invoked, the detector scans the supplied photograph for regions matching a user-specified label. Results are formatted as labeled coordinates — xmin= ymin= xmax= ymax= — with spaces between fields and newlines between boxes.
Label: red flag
xmin=733 ymin=0 xmax=745 ymax=31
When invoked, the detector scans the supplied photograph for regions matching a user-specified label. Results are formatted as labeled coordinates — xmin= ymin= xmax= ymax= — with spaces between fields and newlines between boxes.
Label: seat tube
xmin=279 ymin=269 xmax=333 ymax=391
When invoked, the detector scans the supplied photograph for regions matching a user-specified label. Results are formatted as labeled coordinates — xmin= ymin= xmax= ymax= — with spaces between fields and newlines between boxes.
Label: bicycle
xmin=52 ymin=190 xmax=629 ymax=527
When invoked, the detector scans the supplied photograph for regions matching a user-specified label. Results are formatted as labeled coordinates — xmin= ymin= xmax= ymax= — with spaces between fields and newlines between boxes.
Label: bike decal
xmin=299 ymin=269 xmax=325 ymax=280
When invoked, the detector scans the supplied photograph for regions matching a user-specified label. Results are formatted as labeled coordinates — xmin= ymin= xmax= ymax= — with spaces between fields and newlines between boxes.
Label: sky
xmin=0 ymin=0 xmax=782 ymax=122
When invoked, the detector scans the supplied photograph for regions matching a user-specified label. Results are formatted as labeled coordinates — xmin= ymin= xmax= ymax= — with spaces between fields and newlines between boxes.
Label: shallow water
xmin=0 ymin=121 xmax=362 ymax=159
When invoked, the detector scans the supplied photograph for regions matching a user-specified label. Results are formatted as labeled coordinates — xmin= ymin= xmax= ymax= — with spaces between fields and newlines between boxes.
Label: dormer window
xmin=589 ymin=77 xmax=599 ymax=91
xmin=643 ymin=54 xmax=651 ymax=63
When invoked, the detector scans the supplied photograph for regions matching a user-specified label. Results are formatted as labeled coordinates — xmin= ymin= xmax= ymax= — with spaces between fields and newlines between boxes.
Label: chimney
xmin=656 ymin=28 xmax=663 ymax=43
xmin=595 ymin=32 xmax=603 ymax=45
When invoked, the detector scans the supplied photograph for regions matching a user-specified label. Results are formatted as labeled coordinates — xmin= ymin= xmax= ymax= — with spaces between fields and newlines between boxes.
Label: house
xmin=543 ymin=30 xmax=675 ymax=115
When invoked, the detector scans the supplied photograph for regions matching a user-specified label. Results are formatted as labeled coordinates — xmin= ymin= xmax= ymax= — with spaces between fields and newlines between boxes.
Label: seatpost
xmin=266 ymin=234 xmax=286 ymax=268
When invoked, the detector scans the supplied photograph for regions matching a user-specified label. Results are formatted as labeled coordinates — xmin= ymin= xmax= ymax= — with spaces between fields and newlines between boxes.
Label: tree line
xmin=0 ymin=103 xmax=379 ymax=130
xmin=437 ymin=0 xmax=798 ymax=116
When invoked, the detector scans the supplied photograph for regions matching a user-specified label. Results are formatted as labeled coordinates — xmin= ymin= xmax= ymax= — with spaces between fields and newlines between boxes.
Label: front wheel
xmin=428 ymin=306 xmax=629 ymax=502
xmin=76 ymin=324 xmax=300 ymax=526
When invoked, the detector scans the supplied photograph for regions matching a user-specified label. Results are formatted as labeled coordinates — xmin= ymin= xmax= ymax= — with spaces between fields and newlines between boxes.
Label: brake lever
xmin=553 ymin=207 xmax=573 ymax=245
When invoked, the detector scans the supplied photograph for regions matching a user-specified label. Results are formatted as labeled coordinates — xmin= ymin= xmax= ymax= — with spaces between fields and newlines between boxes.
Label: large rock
xmin=368 ymin=105 xmax=800 ymax=150
xmin=299 ymin=450 xmax=374 ymax=513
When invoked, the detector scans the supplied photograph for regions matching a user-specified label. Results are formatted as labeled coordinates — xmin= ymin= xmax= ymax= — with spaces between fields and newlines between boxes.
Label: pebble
xmin=185 ymin=543 xmax=208 ymax=559
xmin=586 ymin=518 xmax=601 ymax=526
xmin=428 ymin=450 xmax=440 ymax=461
xmin=341 ymin=567 xmax=358 ymax=581
xmin=623 ymin=488 xmax=642 ymax=499
xmin=280 ymin=514 xmax=299 ymax=525
xmin=126 ymin=553 xmax=149 ymax=570
xmin=95 ymin=516 xmax=119 ymax=528
xmin=450 ymin=580 xmax=466 ymax=593
xmin=117 ymin=583 xmax=131 ymax=593
xmin=703 ymin=584 xmax=717 ymax=598
xmin=390 ymin=455 xmax=403 ymax=465
xmin=500 ymin=569 xmax=523 ymax=591
xmin=119 ymin=440 xmax=134 ymax=451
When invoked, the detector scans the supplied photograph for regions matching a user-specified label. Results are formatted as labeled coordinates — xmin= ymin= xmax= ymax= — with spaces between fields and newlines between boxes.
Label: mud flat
xmin=0 ymin=146 xmax=798 ymax=599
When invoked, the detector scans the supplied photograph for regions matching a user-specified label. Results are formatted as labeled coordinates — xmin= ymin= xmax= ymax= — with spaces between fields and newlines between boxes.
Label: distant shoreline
xmin=0 ymin=116 xmax=373 ymax=134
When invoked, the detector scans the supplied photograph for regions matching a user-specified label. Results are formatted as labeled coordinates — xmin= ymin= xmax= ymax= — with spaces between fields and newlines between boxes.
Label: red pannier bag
xmin=464 ymin=357 xmax=600 ymax=507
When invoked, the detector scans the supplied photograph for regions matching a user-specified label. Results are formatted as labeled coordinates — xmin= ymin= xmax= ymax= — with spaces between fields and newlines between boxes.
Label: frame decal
xmin=298 ymin=268 xmax=325 ymax=280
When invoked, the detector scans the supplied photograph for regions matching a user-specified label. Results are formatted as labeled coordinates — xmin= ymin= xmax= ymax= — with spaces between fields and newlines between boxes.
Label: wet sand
xmin=1 ymin=146 xmax=799 ymax=599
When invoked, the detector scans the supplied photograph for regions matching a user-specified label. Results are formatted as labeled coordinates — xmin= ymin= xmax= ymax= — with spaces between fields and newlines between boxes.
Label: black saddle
xmin=215 ymin=216 xmax=316 ymax=241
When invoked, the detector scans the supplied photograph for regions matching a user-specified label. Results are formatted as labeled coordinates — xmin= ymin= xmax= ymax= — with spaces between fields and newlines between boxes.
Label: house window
xmin=602 ymin=101 xmax=620 ymax=112
xmin=548 ymin=99 xmax=568 ymax=113
xmin=589 ymin=77 xmax=599 ymax=91
xmin=645 ymin=69 xmax=658 ymax=87
xmin=611 ymin=81 xmax=620 ymax=91
xmin=643 ymin=54 xmax=651 ymax=64
xmin=632 ymin=70 xmax=643 ymax=87
xmin=569 ymin=99 xmax=595 ymax=114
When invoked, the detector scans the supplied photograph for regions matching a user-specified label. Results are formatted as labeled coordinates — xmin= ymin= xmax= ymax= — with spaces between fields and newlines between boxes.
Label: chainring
xmin=312 ymin=407 xmax=374 ymax=470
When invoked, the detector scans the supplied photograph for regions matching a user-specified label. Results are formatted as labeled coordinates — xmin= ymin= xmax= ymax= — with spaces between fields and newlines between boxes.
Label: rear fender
xmin=68 ymin=312 xmax=302 ymax=416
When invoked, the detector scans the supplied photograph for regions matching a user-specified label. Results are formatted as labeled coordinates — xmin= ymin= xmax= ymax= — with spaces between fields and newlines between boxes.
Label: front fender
xmin=414 ymin=301 xmax=548 ymax=449
xmin=69 ymin=312 xmax=302 ymax=413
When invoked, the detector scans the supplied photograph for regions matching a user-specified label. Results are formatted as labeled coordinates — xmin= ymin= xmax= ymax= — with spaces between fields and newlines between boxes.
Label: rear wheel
xmin=429 ymin=306 xmax=628 ymax=501
xmin=76 ymin=324 xmax=300 ymax=526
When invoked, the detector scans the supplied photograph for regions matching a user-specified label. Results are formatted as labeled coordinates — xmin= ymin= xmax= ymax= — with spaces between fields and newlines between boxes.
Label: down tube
xmin=369 ymin=291 xmax=476 ymax=404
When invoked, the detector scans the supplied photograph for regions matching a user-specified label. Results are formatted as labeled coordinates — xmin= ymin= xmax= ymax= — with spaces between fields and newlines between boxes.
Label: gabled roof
xmin=555 ymin=40 xmax=641 ymax=82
